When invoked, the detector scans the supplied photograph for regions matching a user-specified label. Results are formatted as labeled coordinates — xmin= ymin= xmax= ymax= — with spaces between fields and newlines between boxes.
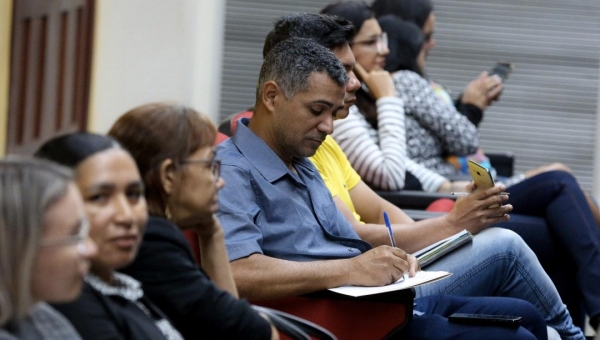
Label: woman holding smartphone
xmin=322 ymin=1 xmax=464 ymax=194
xmin=323 ymin=2 xmax=600 ymax=331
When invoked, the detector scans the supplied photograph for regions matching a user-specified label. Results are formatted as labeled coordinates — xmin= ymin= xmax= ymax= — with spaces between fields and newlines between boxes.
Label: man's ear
xmin=261 ymin=80 xmax=280 ymax=113
xmin=159 ymin=158 xmax=177 ymax=195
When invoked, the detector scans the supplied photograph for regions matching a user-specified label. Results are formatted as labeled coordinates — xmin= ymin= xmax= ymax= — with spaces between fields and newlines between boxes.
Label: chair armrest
xmin=376 ymin=190 xmax=455 ymax=210
xmin=487 ymin=152 xmax=515 ymax=177
xmin=445 ymin=174 xmax=472 ymax=182
xmin=403 ymin=209 xmax=447 ymax=221
xmin=252 ymin=288 xmax=414 ymax=340
xmin=252 ymin=305 xmax=336 ymax=340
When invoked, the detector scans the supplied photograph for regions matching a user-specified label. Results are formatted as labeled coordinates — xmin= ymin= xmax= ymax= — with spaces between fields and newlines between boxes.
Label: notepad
xmin=328 ymin=270 xmax=451 ymax=297
xmin=413 ymin=230 xmax=473 ymax=268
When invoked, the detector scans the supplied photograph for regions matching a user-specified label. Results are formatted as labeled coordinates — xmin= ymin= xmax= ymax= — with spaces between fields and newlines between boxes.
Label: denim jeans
xmin=404 ymin=295 xmax=547 ymax=340
xmin=502 ymin=170 xmax=600 ymax=324
xmin=415 ymin=228 xmax=584 ymax=340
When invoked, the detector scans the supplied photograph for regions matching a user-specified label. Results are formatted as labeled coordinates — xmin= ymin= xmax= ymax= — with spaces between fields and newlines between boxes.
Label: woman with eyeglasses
xmin=321 ymin=1 xmax=454 ymax=193
xmin=107 ymin=103 xmax=277 ymax=340
xmin=324 ymin=3 xmax=600 ymax=330
xmin=0 ymin=158 xmax=96 ymax=339
xmin=36 ymin=133 xmax=184 ymax=340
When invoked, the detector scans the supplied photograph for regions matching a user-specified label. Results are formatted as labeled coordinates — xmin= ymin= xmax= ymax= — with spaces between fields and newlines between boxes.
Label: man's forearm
xmin=230 ymin=254 xmax=353 ymax=300
xmin=391 ymin=217 xmax=461 ymax=253
xmin=353 ymin=217 xmax=458 ymax=254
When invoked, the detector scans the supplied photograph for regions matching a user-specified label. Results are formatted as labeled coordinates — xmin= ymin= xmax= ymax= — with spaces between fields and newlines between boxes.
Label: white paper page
xmin=328 ymin=270 xmax=451 ymax=297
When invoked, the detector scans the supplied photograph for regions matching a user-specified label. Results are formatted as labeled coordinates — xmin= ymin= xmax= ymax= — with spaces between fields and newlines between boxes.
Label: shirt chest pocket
xmin=318 ymin=201 xmax=343 ymax=236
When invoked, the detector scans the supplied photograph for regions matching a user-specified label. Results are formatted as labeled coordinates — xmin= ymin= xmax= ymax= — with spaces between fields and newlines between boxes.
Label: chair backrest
xmin=425 ymin=198 xmax=455 ymax=212
xmin=219 ymin=111 xmax=254 ymax=137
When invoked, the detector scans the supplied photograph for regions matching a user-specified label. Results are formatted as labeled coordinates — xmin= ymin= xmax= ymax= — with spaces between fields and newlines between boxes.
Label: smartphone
xmin=467 ymin=160 xmax=499 ymax=208
xmin=448 ymin=313 xmax=522 ymax=328
xmin=488 ymin=62 xmax=514 ymax=82
xmin=467 ymin=160 xmax=495 ymax=191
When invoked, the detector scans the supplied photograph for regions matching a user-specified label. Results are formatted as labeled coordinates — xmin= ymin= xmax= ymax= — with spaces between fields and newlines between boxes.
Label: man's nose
xmin=318 ymin=114 xmax=334 ymax=135
xmin=346 ymin=71 xmax=360 ymax=93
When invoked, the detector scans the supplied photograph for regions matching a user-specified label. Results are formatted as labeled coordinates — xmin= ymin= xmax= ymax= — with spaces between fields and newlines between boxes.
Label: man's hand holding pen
xmin=347 ymin=245 xmax=419 ymax=286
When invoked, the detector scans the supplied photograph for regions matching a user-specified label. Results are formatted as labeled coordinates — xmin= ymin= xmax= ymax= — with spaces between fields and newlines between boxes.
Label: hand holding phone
xmin=488 ymin=62 xmax=514 ymax=82
xmin=467 ymin=160 xmax=495 ymax=191
xmin=467 ymin=160 xmax=501 ymax=208
xmin=461 ymin=72 xmax=503 ymax=109
xmin=448 ymin=313 xmax=522 ymax=328
xmin=354 ymin=63 xmax=395 ymax=100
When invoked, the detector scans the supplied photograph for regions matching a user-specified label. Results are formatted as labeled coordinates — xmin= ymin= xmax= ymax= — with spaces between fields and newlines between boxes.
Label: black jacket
xmin=53 ymin=281 xmax=172 ymax=340
xmin=119 ymin=216 xmax=272 ymax=340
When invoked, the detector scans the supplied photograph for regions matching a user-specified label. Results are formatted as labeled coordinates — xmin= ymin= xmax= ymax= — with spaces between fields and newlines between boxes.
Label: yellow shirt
xmin=310 ymin=136 xmax=363 ymax=223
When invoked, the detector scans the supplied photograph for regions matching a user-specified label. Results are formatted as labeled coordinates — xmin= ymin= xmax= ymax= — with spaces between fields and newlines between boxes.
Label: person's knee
xmin=545 ymin=162 xmax=572 ymax=173
xmin=477 ymin=228 xmax=525 ymax=254
xmin=476 ymin=228 xmax=538 ymax=265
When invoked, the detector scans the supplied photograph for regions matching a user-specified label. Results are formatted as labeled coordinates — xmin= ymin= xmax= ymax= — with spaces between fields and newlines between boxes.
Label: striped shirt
xmin=332 ymin=97 xmax=447 ymax=193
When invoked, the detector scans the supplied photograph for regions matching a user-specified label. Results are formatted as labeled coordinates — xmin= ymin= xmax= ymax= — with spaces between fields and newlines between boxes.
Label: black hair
xmin=257 ymin=37 xmax=348 ymax=104
xmin=320 ymin=1 xmax=374 ymax=36
xmin=371 ymin=0 xmax=433 ymax=29
xmin=379 ymin=15 xmax=425 ymax=75
xmin=35 ymin=132 xmax=120 ymax=169
xmin=263 ymin=13 xmax=356 ymax=58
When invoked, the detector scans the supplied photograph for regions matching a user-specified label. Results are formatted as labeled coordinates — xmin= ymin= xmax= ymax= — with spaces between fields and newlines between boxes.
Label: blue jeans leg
xmin=505 ymin=170 xmax=600 ymax=318
xmin=401 ymin=295 xmax=547 ymax=340
xmin=415 ymin=228 xmax=584 ymax=340
xmin=496 ymin=214 xmax=585 ymax=328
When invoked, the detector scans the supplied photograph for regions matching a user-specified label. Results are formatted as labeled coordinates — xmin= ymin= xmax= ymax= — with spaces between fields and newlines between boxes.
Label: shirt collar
xmin=232 ymin=118 xmax=316 ymax=183
xmin=85 ymin=272 xmax=143 ymax=301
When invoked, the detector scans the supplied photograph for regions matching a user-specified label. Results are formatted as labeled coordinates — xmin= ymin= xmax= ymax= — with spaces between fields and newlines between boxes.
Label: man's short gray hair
xmin=256 ymin=37 xmax=348 ymax=103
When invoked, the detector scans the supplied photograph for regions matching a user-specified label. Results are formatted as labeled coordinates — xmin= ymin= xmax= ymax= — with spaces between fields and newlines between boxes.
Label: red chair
xmin=425 ymin=198 xmax=455 ymax=212
xmin=218 ymin=111 xmax=254 ymax=136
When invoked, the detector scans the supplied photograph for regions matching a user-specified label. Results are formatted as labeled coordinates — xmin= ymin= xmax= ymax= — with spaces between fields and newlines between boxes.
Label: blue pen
xmin=383 ymin=211 xmax=397 ymax=247
xmin=384 ymin=212 xmax=409 ymax=280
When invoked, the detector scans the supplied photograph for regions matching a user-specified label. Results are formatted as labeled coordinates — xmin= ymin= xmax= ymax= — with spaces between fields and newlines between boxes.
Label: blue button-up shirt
xmin=216 ymin=119 xmax=372 ymax=262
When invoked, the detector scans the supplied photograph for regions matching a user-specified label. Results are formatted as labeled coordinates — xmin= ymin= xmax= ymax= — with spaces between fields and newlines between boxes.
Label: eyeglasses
xmin=352 ymin=32 xmax=388 ymax=54
xmin=180 ymin=159 xmax=221 ymax=181
xmin=424 ymin=31 xmax=434 ymax=43
xmin=40 ymin=218 xmax=90 ymax=254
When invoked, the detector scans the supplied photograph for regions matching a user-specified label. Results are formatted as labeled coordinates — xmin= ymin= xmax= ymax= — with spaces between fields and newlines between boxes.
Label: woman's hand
xmin=192 ymin=214 xmax=222 ymax=238
xmin=461 ymin=72 xmax=503 ymax=110
xmin=354 ymin=63 xmax=396 ymax=99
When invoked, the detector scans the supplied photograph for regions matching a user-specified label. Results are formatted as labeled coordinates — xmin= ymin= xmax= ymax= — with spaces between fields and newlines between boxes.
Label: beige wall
xmin=88 ymin=0 xmax=225 ymax=133
xmin=0 ymin=0 xmax=12 ymax=156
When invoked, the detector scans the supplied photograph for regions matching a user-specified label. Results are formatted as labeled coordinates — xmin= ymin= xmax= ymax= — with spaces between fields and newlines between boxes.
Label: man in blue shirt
xmin=216 ymin=35 xmax=561 ymax=339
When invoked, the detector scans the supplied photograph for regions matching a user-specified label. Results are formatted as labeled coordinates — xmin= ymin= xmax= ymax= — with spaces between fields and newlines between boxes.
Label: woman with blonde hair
xmin=0 ymin=158 xmax=95 ymax=339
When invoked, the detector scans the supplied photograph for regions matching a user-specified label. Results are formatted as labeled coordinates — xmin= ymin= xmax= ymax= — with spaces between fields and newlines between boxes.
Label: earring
xmin=165 ymin=204 xmax=172 ymax=220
